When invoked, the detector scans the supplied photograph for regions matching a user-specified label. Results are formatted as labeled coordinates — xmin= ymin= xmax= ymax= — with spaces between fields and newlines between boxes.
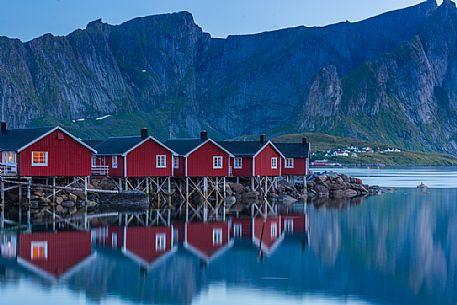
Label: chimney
xmin=200 ymin=130 xmax=208 ymax=141
xmin=140 ymin=128 xmax=149 ymax=139
xmin=260 ymin=134 xmax=266 ymax=143
xmin=1 ymin=122 xmax=6 ymax=134
xmin=302 ymin=137 xmax=307 ymax=145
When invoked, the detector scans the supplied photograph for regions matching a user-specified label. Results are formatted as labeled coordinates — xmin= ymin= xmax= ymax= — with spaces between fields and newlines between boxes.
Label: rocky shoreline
xmin=2 ymin=172 xmax=389 ymax=223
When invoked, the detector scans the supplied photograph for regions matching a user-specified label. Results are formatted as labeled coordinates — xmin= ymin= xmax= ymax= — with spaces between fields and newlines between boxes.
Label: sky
xmin=0 ymin=0 xmax=444 ymax=42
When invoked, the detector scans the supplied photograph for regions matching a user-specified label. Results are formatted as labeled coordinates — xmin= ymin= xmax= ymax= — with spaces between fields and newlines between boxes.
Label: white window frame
xmin=271 ymin=222 xmax=278 ymax=238
xmin=213 ymin=156 xmax=223 ymax=169
xmin=155 ymin=233 xmax=166 ymax=251
xmin=233 ymin=224 xmax=242 ymax=237
xmin=92 ymin=156 xmax=97 ymax=167
xmin=156 ymin=155 xmax=166 ymax=168
xmin=112 ymin=156 xmax=118 ymax=168
xmin=271 ymin=157 xmax=278 ymax=169
xmin=31 ymin=151 xmax=48 ymax=167
xmin=234 ymin=157 xmax=243 ymax=169
xmin=284 ymin=219 xmax=294 ymax=232
xmin=285 ymin=158 xmax=294 ymax=168
xmin=173 ymin=157 xmax=179 ymax=169
xmin=31 ymin=241 xmax=48 ymax=260
xmin=213 ymin=228 xmax=223 ymax=245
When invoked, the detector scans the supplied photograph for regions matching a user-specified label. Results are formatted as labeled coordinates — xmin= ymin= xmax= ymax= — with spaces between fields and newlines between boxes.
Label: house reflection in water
xmin=12 ymin=231 xmax=95 ymax=281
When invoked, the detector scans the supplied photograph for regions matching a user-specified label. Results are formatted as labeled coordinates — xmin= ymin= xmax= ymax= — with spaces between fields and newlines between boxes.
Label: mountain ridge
xmin=1 ymin=0 xmax=457 ymax=154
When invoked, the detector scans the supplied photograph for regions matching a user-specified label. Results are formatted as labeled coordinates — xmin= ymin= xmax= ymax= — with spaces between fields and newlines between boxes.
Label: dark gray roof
xmin=94 ymin=136 xmax=145 ymax=155
xmin=83 ymin=139 xmax=103 ymax=149
xmin=218 ymin=141 xmax=266 ymax=157
xmin=0 ymin=127 xmax=54 ymax=151
xmin=163 ymin=139 xmax=204 ymax=156
xmin=274 ymin=143 xmax=310 ymax=158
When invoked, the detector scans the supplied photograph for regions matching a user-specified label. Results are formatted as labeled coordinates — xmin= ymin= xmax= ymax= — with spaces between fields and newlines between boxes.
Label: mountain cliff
xmin=1 ymin=0 xmax=457 ymax=153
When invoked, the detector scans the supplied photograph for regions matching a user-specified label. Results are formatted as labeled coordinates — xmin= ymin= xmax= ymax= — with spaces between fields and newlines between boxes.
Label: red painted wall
xmin=126 ymin=139 xmax=173 ymax=177
xmin=186 ymin=141 xmax=230 ymax=177
xmin=282 ymin=158 xmax=307 ymax=176
xmin=19 ymin=130 xmax=93 ymax=177
xmin=232 ymin=217 xmax=252 ymax=238
xmin=253 ymin=216 xmax=282 ymax=250
xmin=281 ymin=214 xmax=307 ymax=233
xmin=230 ymin=157 xmax=252 ymax=177
xmin=185 ymin=222 xmax=230 ymax=258
xmin=94 ymin=155 xmax=125 ymax=177
xmin=173 ymin=156 xmax=186 ymax=177
xmin=18 ymin=231 xmax=92 ymax=277
xmin=125 ymin=226 xmax=173 ymax=264
xmin=254 ymin=144 xmax=282 ymax=177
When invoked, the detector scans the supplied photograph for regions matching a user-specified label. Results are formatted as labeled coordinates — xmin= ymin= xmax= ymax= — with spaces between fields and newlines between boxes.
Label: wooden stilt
xmin=185 ymin=177 xmax=189 ymax=222
xmin=52 ymin=177 xmax=56 ymax=203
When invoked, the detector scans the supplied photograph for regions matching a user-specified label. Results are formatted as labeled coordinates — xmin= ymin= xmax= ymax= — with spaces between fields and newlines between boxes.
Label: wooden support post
xmin=203 ymin=177 xmax=208 ymax=222
xmin=236 ymin=177 xmax=240 ymax=184
xmin=84 ymin=177 xmax=88 ymax=201
xmin=0 ymin=177 xmax=4 ymax=230
xmin=124 ymin=178 xmax=128 ymax=192
xmin=185 ymin=177 xmax=189 ymax=222
xmin=215 ymin=177 xmax=219 ymax=219
xmin=250 ymin=177 xmax=255 ymax=191
xmin=52 ymin=177 xmax=56 ymax=204
xmin=223 ymin=177 xmax=226 ymax=221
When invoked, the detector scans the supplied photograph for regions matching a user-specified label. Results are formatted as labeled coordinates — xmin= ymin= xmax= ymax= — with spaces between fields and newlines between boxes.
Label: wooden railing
xmin=0 ymin=162 xmax=17 ymax=176
xmin=92 ymin=165 xmax=109 ymax=176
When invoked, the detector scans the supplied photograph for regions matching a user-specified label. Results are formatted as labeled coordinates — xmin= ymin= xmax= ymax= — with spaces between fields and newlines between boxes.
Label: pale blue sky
xmin=0 ymin=0 xmax=444 ymax=41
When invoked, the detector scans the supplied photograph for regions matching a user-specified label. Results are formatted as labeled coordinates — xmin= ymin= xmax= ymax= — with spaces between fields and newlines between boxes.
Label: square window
xmin=285 ymin=158 xmax=294 ymax=168
xmin=156 ymin=155 xmax=166 ymax=168
xmin=213 ymin=228 xmax=223 ymax=245
xmin=32 ymin=151 xmax=48 ymax=166
xmin=234 ymin=158 xmax=242 ymax=169
xmin=112 ymin=156 xmax=118 ymax=168
xmin=213 ymin=156 xmax=223 ymax=169
xmin=284 ymin=219 xmax=294 ymax=232
xmin=233 ymin=224 xmax=242 ymax=238
xmin=271 ymin=157 xmax=278 ymax=169
xmin=271 ymin=222 xmax=278 ymax=238
xmin=31 ymin=241 xmax=48 ymax=260
xmin=173 ymin=157 xmax=179 ymax=168
xmin=156 ymin=234 xmax=166 ymax=251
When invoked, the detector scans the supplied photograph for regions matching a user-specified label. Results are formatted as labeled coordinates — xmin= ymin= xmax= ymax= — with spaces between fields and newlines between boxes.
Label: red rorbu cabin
xmin=0 ymin=123 xmax=95 ymax=177
xmin=16 ymin=231 xmax=94 ymax=281
xmin=164 ymin=131 xmax=234 ymax=177
xmin=219 ymin=135 xmax=285 ymax=177
xmin=122 ymin=226 xmax=176 ymax=269
xmin=252 ymin=216 xmax=284 ymax=256
xmin=93 ymin=128 xmax=176 ymax=177
xmin=274 ymin=138 xmax=311 ymax=177
xmin=184 ymin=221 xmax=233 ymax=262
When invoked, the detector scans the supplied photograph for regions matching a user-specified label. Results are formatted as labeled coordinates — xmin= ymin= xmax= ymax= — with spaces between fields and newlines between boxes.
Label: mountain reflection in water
xmin=0 ymin=188 xmax=456 ymax=305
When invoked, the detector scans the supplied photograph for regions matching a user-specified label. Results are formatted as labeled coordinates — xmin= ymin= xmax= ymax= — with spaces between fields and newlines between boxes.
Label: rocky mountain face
xmin=1 ymin=0 xmax=457 ymax=153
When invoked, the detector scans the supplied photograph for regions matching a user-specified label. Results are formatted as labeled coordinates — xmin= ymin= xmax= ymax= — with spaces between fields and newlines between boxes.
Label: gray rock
xmin=62 ymin=200 xmax=75 ymax=208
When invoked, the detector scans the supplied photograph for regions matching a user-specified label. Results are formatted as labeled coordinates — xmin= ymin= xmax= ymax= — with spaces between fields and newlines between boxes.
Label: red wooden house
xmin=122 ymin=226 xmax=176 ymax=269
xmin=16 ymin=231 xmax=94 ymax=281
xmin=184 ymin=221 xmax=233 ymax=262
xmin=93 ymin=128 xmax=176 ymax=177
xmin=252 ymin=216 xmax=284 ymax=256
xmin=0 ymin=122 xmax=96 ymax=177
xmin=274 ymin=138 xmax=311 ymax=177
xmin=164 ymin=131 xmax=234 ymax=177
xmin=219 ymin=135 xmax=285 ymax=177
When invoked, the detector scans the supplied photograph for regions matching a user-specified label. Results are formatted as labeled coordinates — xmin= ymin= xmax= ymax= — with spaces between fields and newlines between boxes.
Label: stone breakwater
xmin=2 ymin=172 xmax=387 ymax=221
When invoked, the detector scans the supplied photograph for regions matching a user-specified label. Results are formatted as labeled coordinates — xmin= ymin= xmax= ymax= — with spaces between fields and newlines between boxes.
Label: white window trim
xmin=285 ymin=158 xmax=294 ymax=168
xmin=271 ymin=222 xmax=278 ymax=238
xmin=156 ymin=155 xmax=167 ymax=168
xmin=234 ymin=157 xmax=243 ymax=169
xmin=31 ymin=241 xmax=48 ymax=260
xmin=284 ymin=219 xmax=294 ymax=232
xmin=233 ymin=224 xmax=242 ymax=237
xmin=213 ymin=228 xmax=223 ymax=245
xmin=155 ymin=233 xmax=167 ymax=251
xmin=213 ymin=156 xmax=223 ymax=169
xmin=31 ymin=151 xmax=48 ymax=167
xmin=271 ymin=157 xmax=278 ymax=169
xmin=112 ymin=156 xmax=118 ymax=168
xmin=173 ymin=157 xmax=179 ymax=169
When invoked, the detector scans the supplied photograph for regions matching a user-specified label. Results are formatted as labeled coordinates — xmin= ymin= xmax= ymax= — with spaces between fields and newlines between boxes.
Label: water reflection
xmin=0 ymin=189 xmax=456 ymax=305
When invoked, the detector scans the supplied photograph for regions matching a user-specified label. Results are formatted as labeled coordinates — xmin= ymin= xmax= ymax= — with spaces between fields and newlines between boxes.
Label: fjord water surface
xmin=1 ymin=168 xmax=456 ymax=305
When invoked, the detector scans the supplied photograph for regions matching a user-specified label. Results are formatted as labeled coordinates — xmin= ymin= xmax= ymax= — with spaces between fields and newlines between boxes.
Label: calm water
xmin=1 ymin=168 xmax=457 ymax=305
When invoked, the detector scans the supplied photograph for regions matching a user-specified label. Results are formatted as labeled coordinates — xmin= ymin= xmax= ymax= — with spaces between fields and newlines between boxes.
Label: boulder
xmin=343 ymin=189 xmax=358 ymax=197
xmin=314 ymin=184 xmax=329 ymax=196
xmin=55 ymin=196 xmax=64 ymax=205
xmin=69 ymin=193 xmax=78 ymax=202
xmin=228 ymin=182 xmax=245 ymax=194
xmin=225 ymin=195 xmax=236 ymax=205
xmin=277 ymin=194 xmax=298 ymax=205
xmin=331 ymin=190 xmax=345 ymax=198
xmin=56 ymin=205 xmax=65 ymax=213
xmin=62 ymin=200 xmax=75 ymax=208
